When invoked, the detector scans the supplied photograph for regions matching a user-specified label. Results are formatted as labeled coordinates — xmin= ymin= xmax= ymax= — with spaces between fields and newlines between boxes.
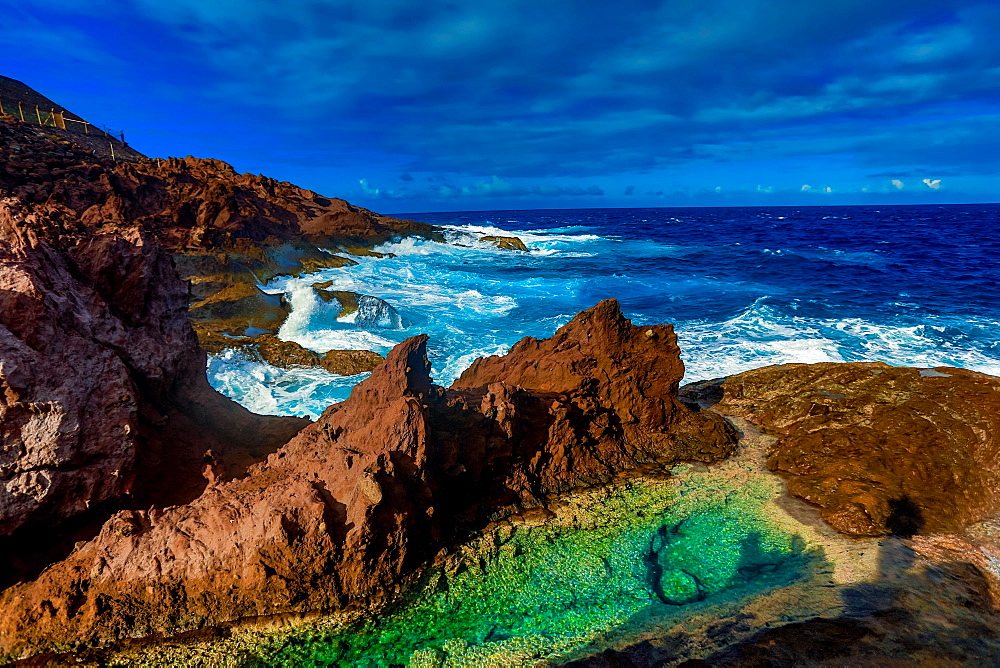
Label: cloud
xmin=823 ymin=186 xmax=833 ymax=193
xmin=801 ymin=184 xmax=812 ymax=191
xmin=922 ymin=178 xmax=942 ymax=189
xmin=9 ymin=0 xmax=1000 ymax=207
xmin=892 ymin=179 xmax=905 ymax=189
xmin=624 ymin=185 xmax=635 ymax=195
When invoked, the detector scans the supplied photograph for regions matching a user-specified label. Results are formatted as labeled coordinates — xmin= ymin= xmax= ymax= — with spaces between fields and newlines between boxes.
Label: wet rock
xmin=312 ymin=282 xmax=360 ymax=316
xmin=187 ymin=282 xmax=290 ymax=335
xmin=0 ymin=300 xmax=737 ymax=659
xmin=480 ymin=235 xmax=528 ymax=251
xmin=715 ymin=362 xmax=1000 ymax=536
xmin=311 ymin=284 xmax=403 ymax=328
xmin=321 ymin=349 xmax=385 ymax=375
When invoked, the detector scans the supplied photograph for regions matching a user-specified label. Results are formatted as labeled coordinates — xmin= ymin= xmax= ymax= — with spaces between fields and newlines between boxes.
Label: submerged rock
xmin=0 ymin=299 xmax=736 ymax=659
xmin=714 ymin=362 xmax=1000 ymax=536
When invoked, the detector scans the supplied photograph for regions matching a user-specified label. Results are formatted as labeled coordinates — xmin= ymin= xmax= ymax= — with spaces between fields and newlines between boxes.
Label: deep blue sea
xmin=209 ymin=204 xmax=1000 ymax=418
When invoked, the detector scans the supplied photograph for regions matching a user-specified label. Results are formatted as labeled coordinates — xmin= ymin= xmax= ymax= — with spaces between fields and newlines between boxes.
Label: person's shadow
xmin=841 ymin=496 xmax=922 ymax=615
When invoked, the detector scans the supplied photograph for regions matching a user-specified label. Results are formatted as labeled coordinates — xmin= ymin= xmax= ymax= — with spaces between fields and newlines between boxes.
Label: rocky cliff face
xmin=0 ymin=299 xmax=737 ymax=659
xmin=0 ymin=198 xmax=306 ymax=578
xmin=1 ymin=116 xmax=431 ymax=251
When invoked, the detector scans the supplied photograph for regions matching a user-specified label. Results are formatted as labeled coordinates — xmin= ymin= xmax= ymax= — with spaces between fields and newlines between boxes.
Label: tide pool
xmin=230 ymin=467 xmax=815 ymax=666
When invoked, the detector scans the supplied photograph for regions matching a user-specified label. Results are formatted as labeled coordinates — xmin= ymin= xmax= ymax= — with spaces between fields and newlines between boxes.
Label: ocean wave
xmin=207 ymin=350 xmax=364 ymax=418
xmin=678 ymin=300 xmax=1000 ymax=381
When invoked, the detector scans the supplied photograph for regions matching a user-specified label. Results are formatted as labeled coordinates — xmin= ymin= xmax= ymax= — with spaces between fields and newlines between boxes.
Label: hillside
xmin=0 ymin=74 xmax=145 ymax=161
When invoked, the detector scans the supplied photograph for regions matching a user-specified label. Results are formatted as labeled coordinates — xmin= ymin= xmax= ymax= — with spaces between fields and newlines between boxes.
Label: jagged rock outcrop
xmin=1 ymin=113 xmax=429 ymax=355
xmin=0 ymin=200 xmax=307 ymax=542
xmin=0 ymin=299 xmax=736 ymax=660
xmin=713 ymin=362 xmax=1000 ymax=536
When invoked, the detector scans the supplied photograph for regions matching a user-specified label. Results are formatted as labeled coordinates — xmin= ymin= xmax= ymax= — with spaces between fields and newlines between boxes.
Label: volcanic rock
xmin=480 ymin=235 xmax=528 ymax=251
xmin=0 ymin=299 xmax=736 ymax=659
xmin=714 ymin=362 xmax=1000 ymax=536
xmin=311 ymin=283 xmax=403 ymax=328
xmin=187 ymin=282 xmax=290 ymax=336
xmin=0 ymin=200 xmax=306 ymax=541
xmin=203 ymin=333 xmax=385 ymax=376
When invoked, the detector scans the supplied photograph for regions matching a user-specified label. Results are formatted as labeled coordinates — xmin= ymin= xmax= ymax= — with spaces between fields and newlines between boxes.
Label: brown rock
xmin=187 ymin=282 xmax=290 ymax=335
xmin=244 ymin=334 xmax=384 ymax=376
xmin=480 ymin=235 xmax=528 ymax=251
xmin=312 ymin=282 xmax=359 ymax=316
xmin=714 ymin=362 xmax=1000 ymax=536
xmin=0 ymin=115 xmax=437 ymax=255
xmin=0 ymin=201 xmax=307 ymax=543
xmin=321 ymin=349 xmax=385 ymax=375
xmin=0 ymin=300 xmax=736 ymax=659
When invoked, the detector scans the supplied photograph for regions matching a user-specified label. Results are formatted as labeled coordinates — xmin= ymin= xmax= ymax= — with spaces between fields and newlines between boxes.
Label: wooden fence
xmin=0 ymin=96 xmax=109 ymax=137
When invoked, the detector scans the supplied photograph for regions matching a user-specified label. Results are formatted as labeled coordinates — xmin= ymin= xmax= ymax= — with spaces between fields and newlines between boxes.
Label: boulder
xmin=480 ymin=235 xmax=527 ymax=251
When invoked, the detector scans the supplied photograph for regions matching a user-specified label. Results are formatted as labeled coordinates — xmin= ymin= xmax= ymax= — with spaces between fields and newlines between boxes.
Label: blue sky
xmin=3 ymin=0 xmax=999 ymax=212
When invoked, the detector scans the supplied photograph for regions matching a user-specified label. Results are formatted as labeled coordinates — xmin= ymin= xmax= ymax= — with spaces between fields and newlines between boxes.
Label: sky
xmin=2 ymin=0 xmax=999 ymax=213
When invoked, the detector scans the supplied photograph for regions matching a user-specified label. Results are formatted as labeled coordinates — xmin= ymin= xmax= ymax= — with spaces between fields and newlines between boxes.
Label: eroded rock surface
xmin=714 ymin=362 xmax=1000 ymax=536
xmin=0 ymin=299 xmax=736 ymax=659
xmin=0 ymin=199 xmax=306 ymax=550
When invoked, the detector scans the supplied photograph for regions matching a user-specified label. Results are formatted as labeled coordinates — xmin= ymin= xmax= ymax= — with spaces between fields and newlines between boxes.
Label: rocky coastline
xmin=3 ymin=111 xmax=1000 ymax=665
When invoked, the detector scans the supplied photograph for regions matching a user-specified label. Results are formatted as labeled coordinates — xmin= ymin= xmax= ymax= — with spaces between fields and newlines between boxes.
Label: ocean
xmin=208 ymin=204 xmax=1000 ymax=418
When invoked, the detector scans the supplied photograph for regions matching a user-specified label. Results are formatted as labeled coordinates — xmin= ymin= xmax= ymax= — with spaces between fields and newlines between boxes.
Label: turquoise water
xmin=238 ymin=473 xmax=814 ymax=666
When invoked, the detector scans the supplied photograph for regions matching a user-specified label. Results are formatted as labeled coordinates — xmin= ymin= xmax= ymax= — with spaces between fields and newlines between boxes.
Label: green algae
xmin=243 ymin=466 xmax=815 ymax=667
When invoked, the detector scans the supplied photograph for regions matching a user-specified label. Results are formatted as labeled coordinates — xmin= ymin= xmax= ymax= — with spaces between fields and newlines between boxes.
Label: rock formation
xmin=0 ymin=300 xmax=736 ymax=660
xmin=480 ymin=235 xmax=528 ymax=251
xmin=713 ymin=362 xmax=1000 ymax=536
xmin=0 ymin=201 xmax=306 ymax=563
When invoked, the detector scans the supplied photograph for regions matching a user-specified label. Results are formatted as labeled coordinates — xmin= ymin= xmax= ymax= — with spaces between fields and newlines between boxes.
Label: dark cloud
xmin=7 ymin=0 xmax=1000 ymax=207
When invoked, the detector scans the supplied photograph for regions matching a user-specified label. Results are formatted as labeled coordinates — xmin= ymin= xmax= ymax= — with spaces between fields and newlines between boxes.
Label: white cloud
xmin=801 ymin=184 xmax=812 ymax=191
xmin=891 ymin=179 xmax=905 ymax=189
xmin=714 ymin=186 xmax=722 ymax=193
xmin=823 ymin=186 xmax=833 ymax=193
xmin=922 ymin=178 xmax=942 ymax=189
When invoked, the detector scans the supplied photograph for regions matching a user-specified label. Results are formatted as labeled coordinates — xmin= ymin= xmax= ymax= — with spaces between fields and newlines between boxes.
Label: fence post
xmin=110 ymin=142 xmax=115 ymax=162
xmin=54 ymin=111 xmax=66 ymax=130
xmin=0 ymin=99 xmax=4 ymax=115
xmin=17 ymin=101 xmax=24 ymax=122
xmin=35 ymin=105 xmax=42 ymax=124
